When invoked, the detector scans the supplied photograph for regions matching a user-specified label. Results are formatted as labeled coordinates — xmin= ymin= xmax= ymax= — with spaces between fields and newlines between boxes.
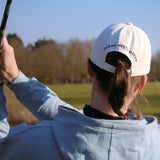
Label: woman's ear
xmin=137 ymin=75 xmax=148 ymax=91
xmin=88 ymin=64 xmax=94 ymax=77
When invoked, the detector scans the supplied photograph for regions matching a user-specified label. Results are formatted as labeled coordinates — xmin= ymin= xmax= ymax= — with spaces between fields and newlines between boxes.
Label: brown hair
xmin=88 ymin=51 xmax=131 ymax=117
xmin=108 ymin=59 xmax=130 ymax=116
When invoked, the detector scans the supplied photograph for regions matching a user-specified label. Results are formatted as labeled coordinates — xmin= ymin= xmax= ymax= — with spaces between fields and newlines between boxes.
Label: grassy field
xmin=49 ymin=84 xmax=92 ymax=109
xmin=4 ymin=82 xmax=160 ymax=126
xmin=133 ymin=82 xmax=160 ymax=118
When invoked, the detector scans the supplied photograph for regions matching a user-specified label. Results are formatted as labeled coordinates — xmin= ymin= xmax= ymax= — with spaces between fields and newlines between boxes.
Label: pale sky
xmin=0 ymin=0 xmax=160 ymax=54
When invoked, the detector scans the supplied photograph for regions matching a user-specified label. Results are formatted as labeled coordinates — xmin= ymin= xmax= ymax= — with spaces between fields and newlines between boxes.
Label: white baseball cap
xmin=90 ymin=23 xmax=152 ymax=77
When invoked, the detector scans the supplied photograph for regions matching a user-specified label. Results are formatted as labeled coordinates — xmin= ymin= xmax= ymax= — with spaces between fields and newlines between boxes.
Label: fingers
xmin=0 ymin=36 xmax=9 ymax=51
xmin=2 ymin=36 xmax=8 ymax=46
xmin=0 ymin=36 xmax=18 ymax=83
xmin=0 ymin=36 xmax=7 ymax=55
xmin=0 ymin=36 xmax=13 ymax=59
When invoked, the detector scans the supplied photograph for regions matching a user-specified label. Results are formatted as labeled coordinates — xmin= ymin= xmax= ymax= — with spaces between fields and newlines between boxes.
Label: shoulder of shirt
xmin=6 ymin=120 xmax=52 ymax=138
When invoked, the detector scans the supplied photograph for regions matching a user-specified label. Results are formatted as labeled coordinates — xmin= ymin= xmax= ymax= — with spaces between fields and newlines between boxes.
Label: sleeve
xmin=0 ymin=84 xmax=10 ymax=139
xmin=7 ymin=71 xmax=73 ymax=121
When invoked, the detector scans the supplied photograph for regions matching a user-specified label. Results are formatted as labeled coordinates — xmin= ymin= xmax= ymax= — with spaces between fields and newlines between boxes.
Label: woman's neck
xmin=90 ymin=83 xmax=120 ymax=117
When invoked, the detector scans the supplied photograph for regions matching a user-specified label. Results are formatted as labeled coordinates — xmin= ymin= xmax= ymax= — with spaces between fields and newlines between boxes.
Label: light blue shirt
xmin=0 ymin=85 xmax=9 ymax=139
xmin=0 ymin=71 xmax=160 ymax=160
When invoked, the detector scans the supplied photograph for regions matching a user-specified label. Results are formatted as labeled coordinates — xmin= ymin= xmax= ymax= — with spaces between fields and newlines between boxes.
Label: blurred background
xmin=0 ymin=0 xmax=159 ymax=125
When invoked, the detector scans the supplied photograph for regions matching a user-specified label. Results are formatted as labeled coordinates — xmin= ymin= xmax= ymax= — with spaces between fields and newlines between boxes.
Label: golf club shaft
xmin=0 ymin=0 xmax=12 ymax=48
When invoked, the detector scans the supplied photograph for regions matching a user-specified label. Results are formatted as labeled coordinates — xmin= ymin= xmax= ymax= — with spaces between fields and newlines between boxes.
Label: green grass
xmin=132 ymin=82 xmax=160 ymax=118
xmin=5 ymin=82 xmax=160 ymax=125
xmin=48 ymin=84 xmax=92 ymax=109
xmin=48 ymin=82 xmax=160 ymax=117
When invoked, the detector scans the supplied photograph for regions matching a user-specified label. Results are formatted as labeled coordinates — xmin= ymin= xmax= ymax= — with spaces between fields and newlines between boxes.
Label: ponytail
xmin=108 ymin=60 xmax=130 ymax=116
xmin=88 ymin=51 xmax=131 ymax=117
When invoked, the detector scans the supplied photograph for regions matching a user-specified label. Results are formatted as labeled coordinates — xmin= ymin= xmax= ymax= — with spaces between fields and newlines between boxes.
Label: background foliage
xmin=4 ymin=33 xmax=160 ymax=125
xmin=7 ymin=33 xmax=160 ymax=84
xmin=7 ymin=33 xmax=94 ymax=84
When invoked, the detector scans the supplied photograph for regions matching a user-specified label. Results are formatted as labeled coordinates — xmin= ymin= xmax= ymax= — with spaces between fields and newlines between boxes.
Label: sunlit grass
xmin=4 ymin=82 xmax=160 ymax=125
xmin=48 ymin=84 xmax=91 ymax=109
xmin=132 ymin=82 xmax=160 ymax=119
xmin=49 ymin=82 xmax=160 ymax=116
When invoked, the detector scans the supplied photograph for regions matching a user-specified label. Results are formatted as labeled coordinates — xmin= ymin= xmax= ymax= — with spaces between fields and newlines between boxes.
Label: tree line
xmin=150 ymin=52 xmax=160 ymax=81
xmin=7 ymin=33 xmax=94 ymax=84
xmin=7 ymin=33 xmax=160 ymax=84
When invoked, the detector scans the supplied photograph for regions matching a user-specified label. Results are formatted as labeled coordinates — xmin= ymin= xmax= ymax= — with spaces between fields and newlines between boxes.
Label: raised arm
xmin=0 ymin=37 xmax=73 ymax=121
xmin=7 ymin=71 xmax=73 ymax=120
